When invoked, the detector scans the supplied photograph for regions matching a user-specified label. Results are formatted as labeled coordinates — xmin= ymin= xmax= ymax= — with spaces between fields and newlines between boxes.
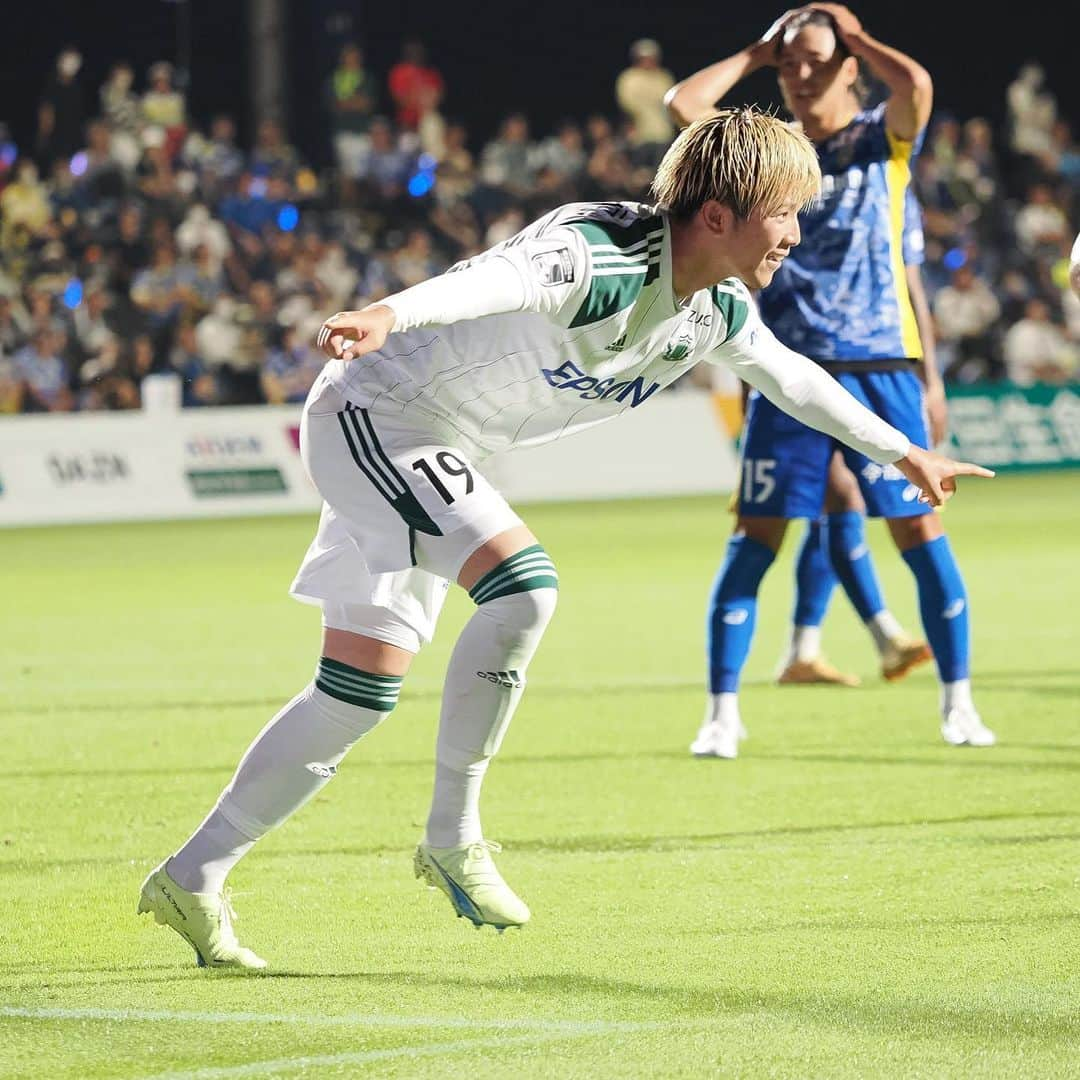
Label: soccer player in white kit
xmin=138 ymin=108 xmax=992 ymax=968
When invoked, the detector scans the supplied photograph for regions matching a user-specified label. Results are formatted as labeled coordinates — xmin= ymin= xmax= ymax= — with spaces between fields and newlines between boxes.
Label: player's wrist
xmin=369 ymin=301 xmax=404 ymax=334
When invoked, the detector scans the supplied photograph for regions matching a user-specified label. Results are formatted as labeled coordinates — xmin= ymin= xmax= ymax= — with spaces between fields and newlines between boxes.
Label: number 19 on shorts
xmin=741 ymin=458 xmax=776 ymax=505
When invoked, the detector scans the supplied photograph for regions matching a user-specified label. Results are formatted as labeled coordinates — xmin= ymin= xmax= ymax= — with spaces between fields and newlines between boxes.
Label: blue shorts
xmin=738 ymin=369 xmax=929 ymax=519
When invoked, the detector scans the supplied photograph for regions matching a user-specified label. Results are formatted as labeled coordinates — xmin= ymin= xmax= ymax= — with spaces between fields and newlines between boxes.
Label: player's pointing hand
xmin=317 ymin=304 xmax=396 ymax=361
xmin=897 ymin=445 xmax=995 ymax=508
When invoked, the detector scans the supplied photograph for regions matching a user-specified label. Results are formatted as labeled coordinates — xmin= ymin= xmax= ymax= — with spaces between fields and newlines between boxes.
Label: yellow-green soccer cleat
xmin=137 ymin=861 xmax=267 ymax=970
xmin=414 ymin=840 xmax=530 ymax=931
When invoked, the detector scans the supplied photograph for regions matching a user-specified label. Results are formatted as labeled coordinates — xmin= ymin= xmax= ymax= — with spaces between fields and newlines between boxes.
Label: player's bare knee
xmin=887 ymin=512 xmax=944 ymax=552
xmin=736 ymin=515 xmax=787 ymax=553
xmin=824 ymin=457 xmax=864 ymax=513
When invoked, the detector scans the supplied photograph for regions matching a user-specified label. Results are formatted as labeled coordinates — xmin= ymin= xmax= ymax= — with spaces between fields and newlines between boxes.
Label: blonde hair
xmin=651 ymin=106 xmax=821 ymax=220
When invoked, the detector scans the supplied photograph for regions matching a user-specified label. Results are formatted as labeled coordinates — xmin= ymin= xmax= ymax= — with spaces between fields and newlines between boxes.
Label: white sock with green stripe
xmin=426 ymin=547 xmax=558 ymax=849
xmin=169 ymin=669 xmax=400 ymax=894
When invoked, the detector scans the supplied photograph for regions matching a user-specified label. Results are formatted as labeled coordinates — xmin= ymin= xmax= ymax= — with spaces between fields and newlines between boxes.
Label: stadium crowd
xmin=0 ymin=42 xmax=1076 ymax=414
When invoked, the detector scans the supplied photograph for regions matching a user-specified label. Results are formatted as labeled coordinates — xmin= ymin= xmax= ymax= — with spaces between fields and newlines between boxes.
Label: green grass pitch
xmin=1 ymin=472 xmax=1077 ymax=1078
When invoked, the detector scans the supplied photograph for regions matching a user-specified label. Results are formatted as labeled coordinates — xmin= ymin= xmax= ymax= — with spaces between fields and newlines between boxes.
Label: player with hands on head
xmin=139 ymin=106 xmax=990 ymax=970
xmin=667 ymin=4 xmax=997 ymax=757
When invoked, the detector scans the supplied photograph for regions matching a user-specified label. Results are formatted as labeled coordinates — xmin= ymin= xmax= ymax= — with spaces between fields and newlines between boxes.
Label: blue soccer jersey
xmin=738 ymin=106 xmax=930 ymax=518
xmin=758 ymin=103 xmax=923 ymax=361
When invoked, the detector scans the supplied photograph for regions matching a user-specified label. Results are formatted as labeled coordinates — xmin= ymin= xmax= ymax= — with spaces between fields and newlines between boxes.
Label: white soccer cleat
xmin=137 ymin=861 xmax=267 ymax=969
xmin=690 ymin=717 xmax=742 ymax=759
xmin=941 ymin=706 xmax=996 ymax=747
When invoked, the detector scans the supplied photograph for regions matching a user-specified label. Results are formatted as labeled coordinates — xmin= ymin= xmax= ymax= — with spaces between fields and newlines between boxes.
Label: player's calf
xmin=421 ymin=544 xmax=558 ymax=923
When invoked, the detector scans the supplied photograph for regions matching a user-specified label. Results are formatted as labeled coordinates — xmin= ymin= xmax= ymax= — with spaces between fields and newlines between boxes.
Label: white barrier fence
xmin=0 ymin=391 xmax=738 ymax=527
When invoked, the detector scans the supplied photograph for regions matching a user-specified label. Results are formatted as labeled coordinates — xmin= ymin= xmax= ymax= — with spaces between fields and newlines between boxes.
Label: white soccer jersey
xmin=327 ymin=202 xmax=749 ymax=457
xmin=325 ymin=200 xmax=908 ymax=465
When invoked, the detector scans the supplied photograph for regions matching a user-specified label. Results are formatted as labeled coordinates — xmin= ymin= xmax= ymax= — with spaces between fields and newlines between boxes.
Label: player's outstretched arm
xmin=664 ymin=10 xmax=800 ymax=128
xmin=896 ymin=445 xmax=994 ymax=508
xmin=316 ymin=257 xmax=530 ymax=361
xmin=318 ymin=228 xmax=593 ymax=361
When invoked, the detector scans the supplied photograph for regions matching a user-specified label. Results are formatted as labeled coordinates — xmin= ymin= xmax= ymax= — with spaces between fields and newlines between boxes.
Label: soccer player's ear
xmin=701 ymin=200 xmax=733 ymax=236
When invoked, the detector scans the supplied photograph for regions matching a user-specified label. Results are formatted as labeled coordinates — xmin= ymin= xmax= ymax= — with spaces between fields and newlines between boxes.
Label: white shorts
xmin=289 ymin=372 xmax=523 ymax=650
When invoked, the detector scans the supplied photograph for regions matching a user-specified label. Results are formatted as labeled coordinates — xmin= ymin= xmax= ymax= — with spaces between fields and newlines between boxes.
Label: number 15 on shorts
xmin=741 ymin=458 xmax=776 ymax=505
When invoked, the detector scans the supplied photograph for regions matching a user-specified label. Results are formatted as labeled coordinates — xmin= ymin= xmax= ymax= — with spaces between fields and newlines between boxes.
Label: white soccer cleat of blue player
xmin=940 ymin=704 xmax=996 ymax=747
xmin=690 ymin=696 xmax=746 ymax=759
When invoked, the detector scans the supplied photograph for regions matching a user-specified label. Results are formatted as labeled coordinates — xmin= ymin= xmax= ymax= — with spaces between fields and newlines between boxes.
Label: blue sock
xmin=825 ymin=511 xmax=886 ymax=621
xmin=901 ymin=535 xmax=970 ymax=681
xmin=793 ymin=520 xmax=835 ymax=627
xmin=706 ymin=536 xmax=776 ymax=693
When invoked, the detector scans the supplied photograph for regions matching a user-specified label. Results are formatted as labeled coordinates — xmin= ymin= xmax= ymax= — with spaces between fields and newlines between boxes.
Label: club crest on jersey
xmin=531 ymin=247 xmax=575 ymax=286
xmin=661 ymin=329 xmax=694 ymax=362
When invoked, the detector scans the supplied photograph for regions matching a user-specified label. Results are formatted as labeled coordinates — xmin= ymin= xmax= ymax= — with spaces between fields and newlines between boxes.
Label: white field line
xmin=0 ymin=1004 xmax=653 ymax=1035
xmin=145 ymin=1031 xmax=614 ymax=1080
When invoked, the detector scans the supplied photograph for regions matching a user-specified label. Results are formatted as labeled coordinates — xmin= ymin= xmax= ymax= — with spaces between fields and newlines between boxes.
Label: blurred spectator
xmin=218 ymin=172 xmax=289 ymax=236
xmin=1006 ymin=62 xmax=1057 ymax=180
xmin=260 ymin=326 xmax=323 ymax=404
xmin=388 ymin=41 xmax=445 ymax=136
xmin=932 ymin=264 xmax=1002 ymax=382
xmin=130 ymin=243 xmax=192 ymax=349
xmin=176 ymin=203 xmax=232 ymax=275
xmin=390 ymin=227 xmax=441 ymax=289
xmin=326 ymin=43 xmax=379 ymax=196
xmin=1014 ymin=182 xmax=1069 ymax=260
xmin=14 ymin=329 xmax=74 ymax=411
xmin=250 ymin=119 xmax=300 ymax=181
xmin=615 ymin=39 xmax=675 ymax=166
xmin=170 ymin=321 xmax=219 ymax=406
xmin=480 ymin=114 xmax=536 ymax=197
xmin=357 ymin=118 xmax=414 ymax=202
xmin=1 ymin=160 xmax=53 ymax=247
xmin=196 ymin=295 xmax=241 ymax=367
xmin=72 ymin=281 xmax=119 ymax=376
xmin=104 ymin=202 xmax=149 ymax=296
xmin=0 ymin=352 xmax=22 ymax=413
xmin=0 ymin=292 xmax=27 ymax=355
xmin=99 ymin=62 xmax=142 ymax=171
xmin=184 ymin=114 xmax=245 ymax=202
xmin=141 ymin=61 xmax=186 ymax=158
xmin=314 ymin=240 xmax=358 ymax=307
xmin=535 ymin=120 xmax=587 ymax=184
xmin=433 ymin=122 xmax=476 ymax=202
xmin=1002 ymin=298 xmax=1078 ymax=385
xmin=37 ymin=48 xmax=86 ymax=171
xmin=77 ymin=121 xmax=126 ymax=204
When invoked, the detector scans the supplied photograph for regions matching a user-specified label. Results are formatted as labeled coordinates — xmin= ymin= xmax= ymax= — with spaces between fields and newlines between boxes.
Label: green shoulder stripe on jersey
xmin=567 ymin=218 xmax=664 ymax=328
xmin=711 ymin=281 xmax=750 ymax=342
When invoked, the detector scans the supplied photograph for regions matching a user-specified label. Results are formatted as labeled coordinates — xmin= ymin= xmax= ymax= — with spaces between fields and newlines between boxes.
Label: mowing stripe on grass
xmin=0 ymin=1004 xmax=653 ymax=1034
xmin=145 ymin=1032 xmax=630 ymax=1079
